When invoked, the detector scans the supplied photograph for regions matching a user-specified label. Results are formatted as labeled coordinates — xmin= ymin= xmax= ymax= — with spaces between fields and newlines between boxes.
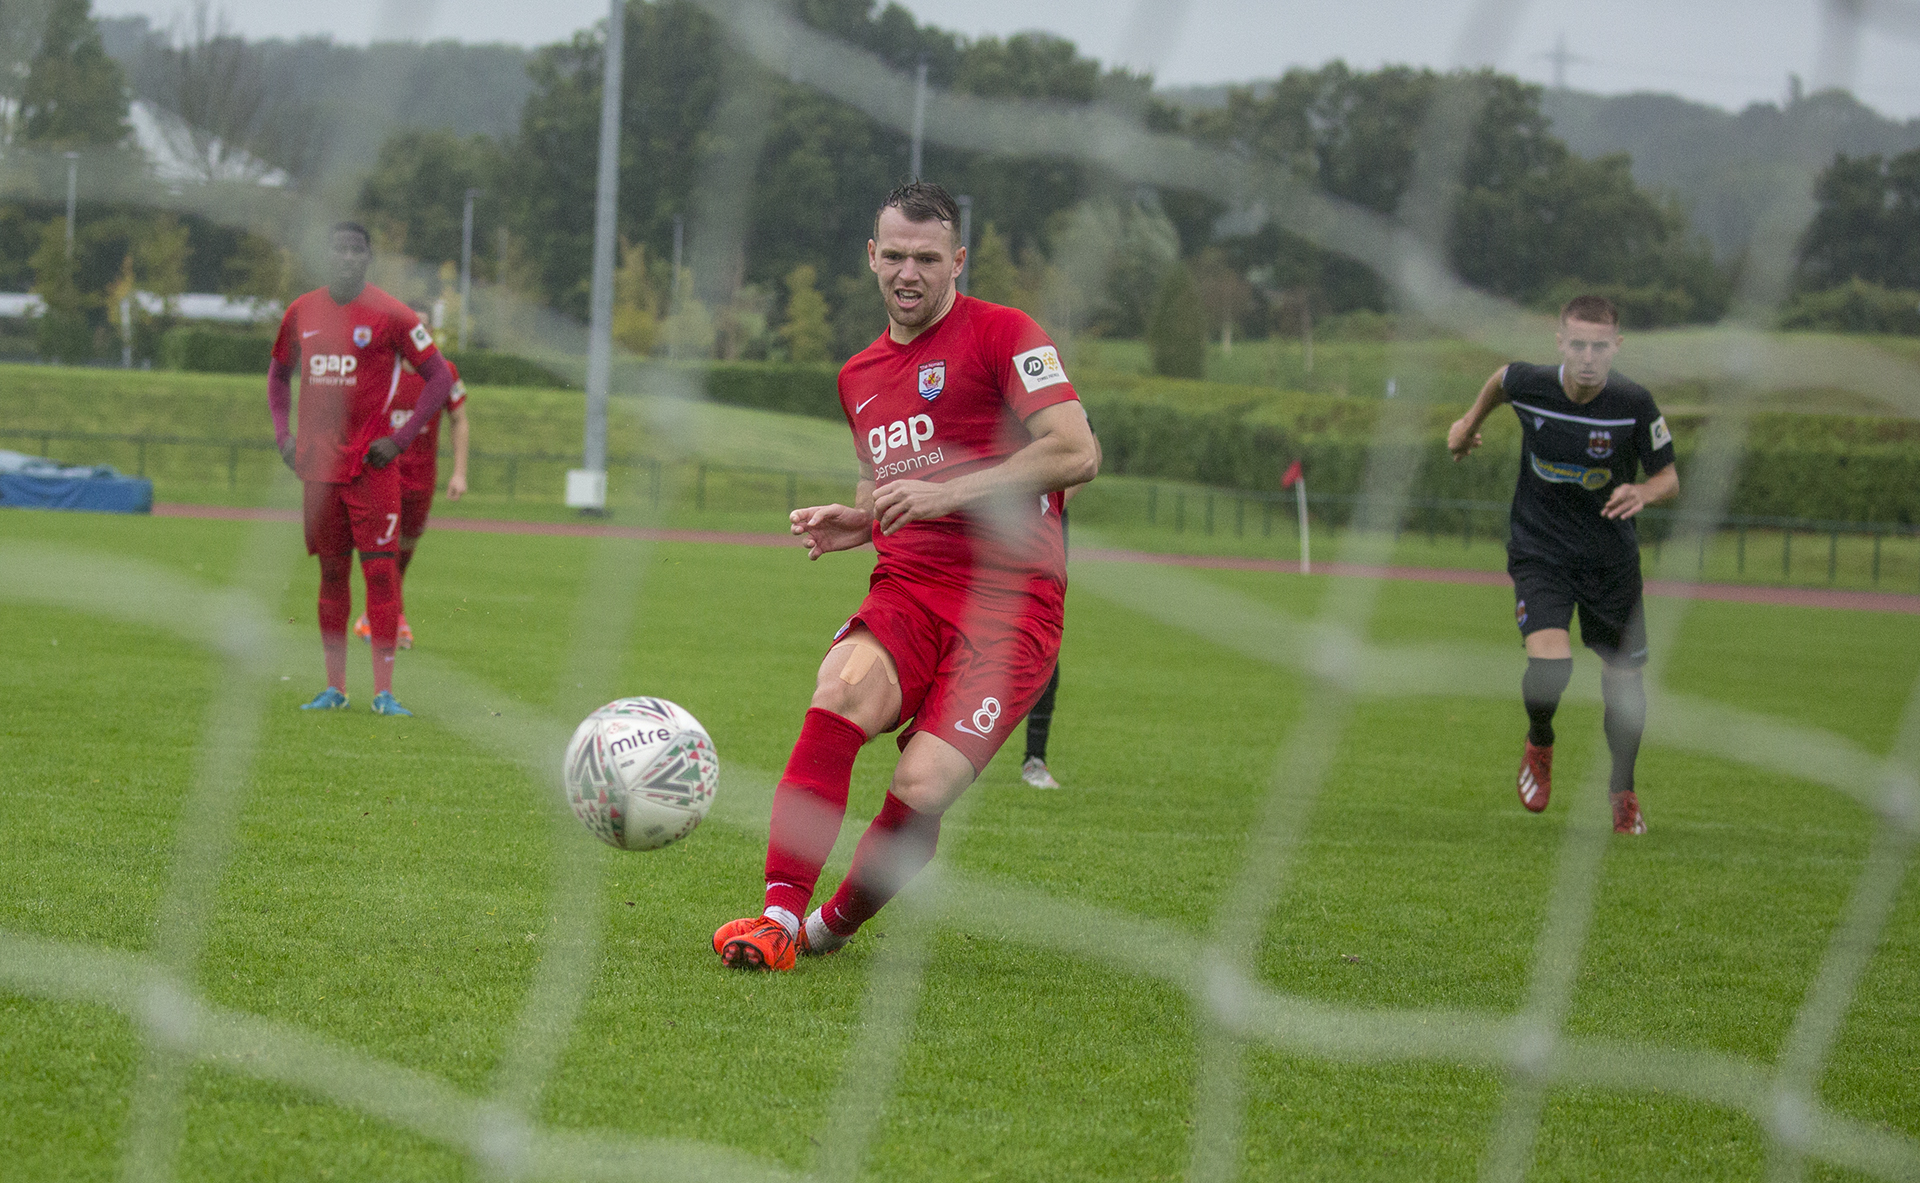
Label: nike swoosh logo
xmin=853 ymin=395 xmax=881 ymax=414
xmin=302 ymin=329 xmax=321 ymax=338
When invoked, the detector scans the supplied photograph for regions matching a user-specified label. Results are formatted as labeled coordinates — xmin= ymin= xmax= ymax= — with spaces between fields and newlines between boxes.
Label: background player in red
xmin=713 ymin=182 xmax=1100 ymax=970
xmin=355 ymin=305 xmax=469 ymax=650
xmin=269 ymin=222 xmax=455 ymax=716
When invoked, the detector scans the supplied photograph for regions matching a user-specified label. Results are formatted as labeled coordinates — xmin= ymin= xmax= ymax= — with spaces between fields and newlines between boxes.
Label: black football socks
xmin=1522 ymin=657 xmax=1573 ymax=748
xmin=1601 ymin=665 xmax=1647 ymax=796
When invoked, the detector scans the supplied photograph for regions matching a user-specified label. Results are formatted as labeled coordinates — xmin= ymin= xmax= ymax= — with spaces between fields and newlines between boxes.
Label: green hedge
xmin=442 ymin=349 xmax=570 ymax=388
xmin=1082 ymin=389 xmax=1920 ymax=525
xmin=145 ymin=333 xmax=1913 ymax=524
xmin=699 ymin=361 xmax=840 ymax=418
xmin=159 ymin=328 xmax=273 ymax=374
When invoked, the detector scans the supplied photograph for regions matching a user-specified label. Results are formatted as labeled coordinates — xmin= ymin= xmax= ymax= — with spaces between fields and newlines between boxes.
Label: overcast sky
xmin=92 ymin=0 xmax=1920 ymax=119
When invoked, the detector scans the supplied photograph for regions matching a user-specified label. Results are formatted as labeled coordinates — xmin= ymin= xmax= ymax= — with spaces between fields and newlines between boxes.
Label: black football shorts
xmin=1508 ymin=554 xmax=1648 ymax=668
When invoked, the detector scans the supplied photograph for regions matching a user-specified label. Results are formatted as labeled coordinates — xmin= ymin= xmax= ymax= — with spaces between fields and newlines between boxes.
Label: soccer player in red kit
xmin=354 ymin=323 xmax=469 ymax=649
xmin=713 ymin=182 xmax=1100 ymax=970
xmin=269 ymin=222 xmax=455 ymax=716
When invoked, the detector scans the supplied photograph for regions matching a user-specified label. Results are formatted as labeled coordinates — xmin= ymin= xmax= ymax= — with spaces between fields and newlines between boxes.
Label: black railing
xmin=5 ymin=427 xmax=1915 ymax=590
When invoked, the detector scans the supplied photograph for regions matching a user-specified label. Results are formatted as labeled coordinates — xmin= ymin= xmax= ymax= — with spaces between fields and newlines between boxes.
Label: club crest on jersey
xmin=1586 ymin=429 xmax=1613 ymax=459
xmin=917 ymin=360 xmax=945 ymax=400
xmin=352 ymin=325 xmax=373 ymax=348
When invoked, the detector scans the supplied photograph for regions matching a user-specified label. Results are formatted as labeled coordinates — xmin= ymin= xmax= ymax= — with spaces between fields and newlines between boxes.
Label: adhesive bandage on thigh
xmin=835 ymin=641 xmax=898 ymax=686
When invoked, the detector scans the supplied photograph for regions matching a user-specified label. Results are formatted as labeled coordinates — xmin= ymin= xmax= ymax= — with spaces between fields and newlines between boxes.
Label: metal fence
xmin=5 ymin=426 xmax=1916 ymax=590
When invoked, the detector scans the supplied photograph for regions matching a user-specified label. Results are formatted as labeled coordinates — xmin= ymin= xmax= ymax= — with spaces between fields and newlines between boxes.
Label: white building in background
xmin=0 ymin=291 xmax=279 ymax=322
xmin=127 ymin=100 xmax=290 ymax=189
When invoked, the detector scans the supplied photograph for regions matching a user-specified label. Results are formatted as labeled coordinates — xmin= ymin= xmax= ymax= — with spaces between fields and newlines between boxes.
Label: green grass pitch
xmin=2 ymin=507 xmax=1916 ymax=1181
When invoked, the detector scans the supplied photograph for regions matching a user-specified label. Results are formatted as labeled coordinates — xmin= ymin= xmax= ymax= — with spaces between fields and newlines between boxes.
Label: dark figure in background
xmin=1447 ymin=294 xmax=1678 ymax=834
xmin=1020 ymin=509 xmax=1068 ymax=788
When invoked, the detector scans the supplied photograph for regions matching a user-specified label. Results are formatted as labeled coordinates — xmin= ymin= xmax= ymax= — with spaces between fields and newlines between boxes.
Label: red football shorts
xmin=302 ymin=465 xmax=402 ymax=556
xmin=842 ymin=573 xmax=1063 ymax=773
xmin=399 ymin=484 xmax=434 ymax=541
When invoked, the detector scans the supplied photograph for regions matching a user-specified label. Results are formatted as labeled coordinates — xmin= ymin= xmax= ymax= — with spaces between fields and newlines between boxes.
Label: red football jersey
xmin=390 ymin=357 xmax=466 ymax=491
xmin=271 ymin=284 xmax=441 ymax=483
xmin=837 ymin=294 xmax=1079 ymax=613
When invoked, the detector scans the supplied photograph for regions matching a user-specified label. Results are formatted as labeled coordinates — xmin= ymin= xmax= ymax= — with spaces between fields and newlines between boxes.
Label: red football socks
xmin=361 ymin=552 xmax=400 ymax=695
xmin=821 ymin=791 xmax=943 ymax=937
xmin=317 ymin=553 xmax=352 ymax=690
xmin=763 ymin=708 xmax=868 ymax=920
xmin=361 ymin=553 xmax=400 ymax=644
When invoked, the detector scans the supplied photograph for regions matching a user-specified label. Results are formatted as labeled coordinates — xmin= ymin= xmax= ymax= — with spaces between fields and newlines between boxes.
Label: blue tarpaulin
xmin=0 ymin=450 xmax=153 ymax=514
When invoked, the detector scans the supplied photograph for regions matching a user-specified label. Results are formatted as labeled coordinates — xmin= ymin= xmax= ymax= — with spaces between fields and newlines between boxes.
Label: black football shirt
xmin=1501 ymin=362 xmax=1675 ymax=567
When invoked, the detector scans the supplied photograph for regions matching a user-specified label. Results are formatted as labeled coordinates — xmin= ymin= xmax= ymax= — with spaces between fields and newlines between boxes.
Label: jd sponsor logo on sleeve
xmin=1012 ymin=344 xmax=1069 ymax=392
xmin=307 ymin=354 xmax=358 ymax=384
xmin=352 ymin=325 xmax=373 ymax=348
xmin=1587 ymin=429 xmax=1613 ymax=459
xmin=1529 ymin=452 xmax=1611 ymax=491
xmin=1650 ymin=415 xmax=1672 ymax=450
xmin=409 ymin=322 xmax=433 ymax=351
xmin=918 ymin=360 xmax=946 ymax=400
xmin=868 ymin=414 xmax=944 ymax=478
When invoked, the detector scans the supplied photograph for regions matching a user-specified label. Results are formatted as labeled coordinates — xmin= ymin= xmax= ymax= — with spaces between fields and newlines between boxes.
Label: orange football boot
xmin=713 ymin=916 xmax=796 ymax=971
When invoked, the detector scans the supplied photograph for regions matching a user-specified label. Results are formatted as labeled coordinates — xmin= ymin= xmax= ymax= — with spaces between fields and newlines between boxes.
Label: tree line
xmin=15 ymin=0 xmax=1903 ymax=375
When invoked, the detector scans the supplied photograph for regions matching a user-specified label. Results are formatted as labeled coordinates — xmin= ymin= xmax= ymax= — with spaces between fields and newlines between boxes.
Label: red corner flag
xmin=1281 ymin=459 xmax=1303 ymax=489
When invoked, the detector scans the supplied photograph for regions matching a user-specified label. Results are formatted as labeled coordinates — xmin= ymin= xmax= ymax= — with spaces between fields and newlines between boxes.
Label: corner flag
xmin=1282 ymin=459 xmax=1308 ymax=573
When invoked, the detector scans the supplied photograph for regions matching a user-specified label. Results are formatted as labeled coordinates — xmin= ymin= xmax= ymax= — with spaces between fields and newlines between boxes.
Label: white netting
xmin=2 ymin=1 xmax=1917 ymax=1180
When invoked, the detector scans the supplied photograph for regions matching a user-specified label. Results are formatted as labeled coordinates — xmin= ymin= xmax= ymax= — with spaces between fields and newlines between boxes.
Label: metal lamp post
xmin=568 ymin=0 xmax=626 ymax=515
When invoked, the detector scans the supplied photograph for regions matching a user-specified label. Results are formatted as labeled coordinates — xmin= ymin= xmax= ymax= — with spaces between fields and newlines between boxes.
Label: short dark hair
xmin=874 ymin=180 xmax=960 ymax=245
xmin=331 ymin=220 xmax=371 ymax=248
xmin=1559 ymin=294 xmax=1619 ymax=326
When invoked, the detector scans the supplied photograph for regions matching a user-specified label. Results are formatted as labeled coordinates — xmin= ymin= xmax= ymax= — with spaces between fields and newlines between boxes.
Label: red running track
xmin=152 ymin=503 xmax=1920 ymax=616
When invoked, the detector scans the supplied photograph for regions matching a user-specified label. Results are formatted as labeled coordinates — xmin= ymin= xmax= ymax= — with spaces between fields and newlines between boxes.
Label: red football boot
xmin=1611 ymin=790 xmax=1646 ymax=834
xmin=1517 ymin=741 xmax=1552 ymax=813
xmin=713 ymin=916 xmax=796 ymax=971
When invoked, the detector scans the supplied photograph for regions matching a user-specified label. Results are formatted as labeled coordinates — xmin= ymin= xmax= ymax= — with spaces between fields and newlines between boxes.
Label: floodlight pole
xmin=572 ymin=0 xmax=626 ymax=514
xmin=63 ymin=152 xmax=78 ymax=259
xmin=668 ymin=213 xmax=683 ymax=361
xmin=909 ymin=55 xmax=928 ymax=179
xmin=956 ymin=195 xmax=971 ymax=295
xmin=459 ymin=188 xmax=478 ymax=349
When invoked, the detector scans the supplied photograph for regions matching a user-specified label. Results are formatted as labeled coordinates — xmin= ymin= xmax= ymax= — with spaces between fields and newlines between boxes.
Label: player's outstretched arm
xmin=873 ymin=401 xmax=1098 ymax=535
xmin=1602 ymin=463 xmax=1678 ymax=520
xmin=791 ymin=478 xmax=878 ymax=560
xmin=1448 ymin=366 xmax=1510 ymax=460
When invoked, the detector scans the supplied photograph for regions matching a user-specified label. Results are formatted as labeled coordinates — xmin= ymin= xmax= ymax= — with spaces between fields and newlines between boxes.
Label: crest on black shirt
xmin=1586 ymin=429 xmax=1613 ymax=459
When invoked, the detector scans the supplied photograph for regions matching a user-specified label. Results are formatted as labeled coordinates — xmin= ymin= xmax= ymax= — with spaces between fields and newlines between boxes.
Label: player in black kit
xmin=1447 ymin=295 xmax=1678 ymax=834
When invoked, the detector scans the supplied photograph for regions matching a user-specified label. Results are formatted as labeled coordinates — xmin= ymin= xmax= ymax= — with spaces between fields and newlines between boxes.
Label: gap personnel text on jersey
xmin=307 ymin=354 xmax=359 ymax=384
xmin=869 ymin=414 xmax=940 ymax=479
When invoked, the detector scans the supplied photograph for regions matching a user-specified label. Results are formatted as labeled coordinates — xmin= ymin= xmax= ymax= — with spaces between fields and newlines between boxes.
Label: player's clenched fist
xmin=1601 ymin=482 xmax=1650 ymax=520
xmin=790 ymin=503 xmax=872 ymax=560
xmin=1447 ymin=417 xmax=1482 ymax=460
xmin=872 ymin=479 xmax=959 ymax=535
